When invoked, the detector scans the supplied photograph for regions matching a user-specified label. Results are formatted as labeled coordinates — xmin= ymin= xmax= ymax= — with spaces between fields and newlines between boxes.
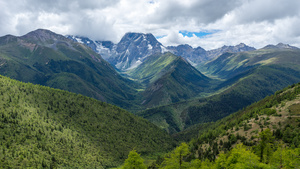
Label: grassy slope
xmin=139 ymin=48 xmax=300 ymax=134
xmin=0 ymin=30 xmax=140 ymax=110
xmin=127 ymin=52 xmax=179 ymax=85
xmin=148 ymin=82 xmax=300 ymax=168
xmin=185 ymin=82 xmax=300 ymax=161
xmin=0 ymin=75 xmax=176 ymax=168
xmin=128 ymin=52 xmax=212 ymax=109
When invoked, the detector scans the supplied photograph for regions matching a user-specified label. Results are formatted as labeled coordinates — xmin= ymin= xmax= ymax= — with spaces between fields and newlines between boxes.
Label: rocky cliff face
xmin=109 ymin=33 xmax=165 ymax=70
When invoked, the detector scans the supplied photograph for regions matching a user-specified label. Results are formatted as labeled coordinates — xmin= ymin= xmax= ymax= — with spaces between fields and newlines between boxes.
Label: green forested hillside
xmin=139 ymin=47 xmax=300 ymax=134
xmin=140 ymin=82 xmax=300 ymax=168
xmin=128 ymin=52 xmax=212 ymax=108
xmin=0 ymin=29 xmax=140 ymax=110
xmin=0 ymin=75 xmax=175 ymax=168
xmin=187 ymin=82 xmax=300 ymax=161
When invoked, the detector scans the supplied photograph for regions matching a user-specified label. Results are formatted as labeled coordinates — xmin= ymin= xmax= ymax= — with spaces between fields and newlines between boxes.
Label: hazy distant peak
xmin=22 ymin=29 xmax=67 ymax=42
xmin=220 ymin=43 xmax=255 ymax=50
xmin=236 ymin=43 xmax=247 ymax=47
xmin=0 ymin=35 xmax=18 ymax=45
xmin=178 ymin=44 xmax=193 ymax=47
xmin=121 ymin=32 xmax=157 ymax=41
xmin=118 ymin=32 xmax=162 ymax=49
xmin=276 ymin=43 xmax=299 ymax=49
xmin=263 ymin=43 xmax=299 ymax=50
xmin=24 ymin=29 xmax=58 ymax=37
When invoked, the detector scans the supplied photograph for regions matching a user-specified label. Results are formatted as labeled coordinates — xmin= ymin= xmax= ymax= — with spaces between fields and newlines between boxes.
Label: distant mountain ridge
xmin=68 ymin=33 xmax=256 ymax=70
xmin=262 ymin=42 xmax=299 ymax=50
xmin=206 ymin=43 xmax=256 ymax=60
xmin=166 ymin=44 xmax=208 ymax=66
xmin=166 ymin=43 xmax=256 ymax=66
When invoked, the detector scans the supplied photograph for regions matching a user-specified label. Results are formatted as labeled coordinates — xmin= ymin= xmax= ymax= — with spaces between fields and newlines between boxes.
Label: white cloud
xmin=233 ymin=0 xmax=300 ymax=23
xmin=156 ymin=0 xmax=300 ymax=50
xmin=1 ymin=0 xmax=300 ymax=49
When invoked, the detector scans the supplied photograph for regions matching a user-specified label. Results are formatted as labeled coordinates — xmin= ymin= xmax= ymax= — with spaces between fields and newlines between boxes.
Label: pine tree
xmin=159 ymin=142 xmax=190 ymax=169
xmin=122 ymin=149 xmax=146 ymax=169
xmin=256 ymin=128 xmax=274 ymax=163
xmin=215 ymin=144 xmax=269 ymax=169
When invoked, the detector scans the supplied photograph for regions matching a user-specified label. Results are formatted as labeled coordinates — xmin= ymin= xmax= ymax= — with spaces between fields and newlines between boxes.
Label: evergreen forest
xmin=122 ymin=82 xmax=300 ymax=168
xmin=0 ymin=75 xmax=175 ymax=168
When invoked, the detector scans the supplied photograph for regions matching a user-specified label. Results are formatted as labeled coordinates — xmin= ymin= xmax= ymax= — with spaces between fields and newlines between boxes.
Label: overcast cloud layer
xmin=1 ymin=0 xmax=300 ymax=50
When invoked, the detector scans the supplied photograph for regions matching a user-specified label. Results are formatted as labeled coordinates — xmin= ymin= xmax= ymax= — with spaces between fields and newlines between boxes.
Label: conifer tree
xmin=256 ymin=128 xmax=274 ymax=163
xmin=159 ymin=142 xmax=190 ymax=169
xmin=122 ymin=149 xmax=146 ymax=169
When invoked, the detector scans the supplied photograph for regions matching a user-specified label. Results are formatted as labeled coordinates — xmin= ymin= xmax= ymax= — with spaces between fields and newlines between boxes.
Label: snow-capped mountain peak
xmin=67 ymin=33 xmax=256 ymax=70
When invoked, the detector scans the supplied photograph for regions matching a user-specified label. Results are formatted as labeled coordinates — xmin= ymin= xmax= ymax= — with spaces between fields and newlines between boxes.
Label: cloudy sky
xmin=1 ymin=0 xmax=300 ymax=50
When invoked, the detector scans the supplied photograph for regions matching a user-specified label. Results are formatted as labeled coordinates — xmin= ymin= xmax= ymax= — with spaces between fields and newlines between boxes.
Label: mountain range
xmin=68 ymin=33 xmax=256 ymax=71
xmin=2 ymin=29 xmax=300 ymax=124
xmin=0 ymin=29 xmax=216 ymax=110
xmin=1 ymin=29 xmax=300 ymax=168
xmin=65 ymin=32 xmax=259 ymax=110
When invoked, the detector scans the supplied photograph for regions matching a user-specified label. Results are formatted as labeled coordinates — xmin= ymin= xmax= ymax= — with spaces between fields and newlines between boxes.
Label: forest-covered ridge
xmin=123 ymin=82 xmax=300 ymax=168
xmin=0 ymin=75 xmax=176 ymax=168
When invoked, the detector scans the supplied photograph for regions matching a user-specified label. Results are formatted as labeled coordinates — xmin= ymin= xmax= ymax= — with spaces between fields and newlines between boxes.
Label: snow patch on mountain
xmin=161 ymin=46 xmax=169 ymax=53
xmin=127 ymin=59 xmax=143 ymax=70
xmin=95 ymin=43 xmax=111 ymax=59
xmin=186 ymin=58 xmax=197 ymax=67
xmin=115 ymin=61 xmax=123 ymax=69
xmin=75 ymin=37 xmax=83 ymax=44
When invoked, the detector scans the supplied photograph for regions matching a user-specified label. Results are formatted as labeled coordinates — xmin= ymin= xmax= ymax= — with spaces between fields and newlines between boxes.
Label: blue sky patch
xmin=155 ymin=35 xmax=167 ymax=39
xmin=179 ymin=30 xmax=217 ymax=38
